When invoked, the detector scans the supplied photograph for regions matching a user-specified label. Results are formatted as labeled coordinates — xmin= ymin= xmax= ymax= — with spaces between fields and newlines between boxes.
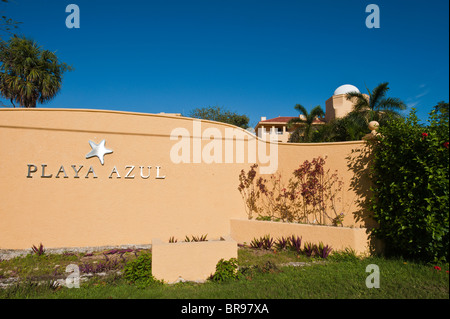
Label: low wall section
xmin=231 ymin=219 xmax=370 ymax=254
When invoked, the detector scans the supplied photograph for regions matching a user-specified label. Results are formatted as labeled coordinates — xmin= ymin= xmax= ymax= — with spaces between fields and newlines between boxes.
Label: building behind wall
xmin=255 ymin=84 xmax=365 ymax=143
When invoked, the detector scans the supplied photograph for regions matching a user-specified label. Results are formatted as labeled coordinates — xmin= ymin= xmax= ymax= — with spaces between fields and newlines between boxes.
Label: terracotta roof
xmin=258 ymin=116 xmax=325 ymax=124
xmin=260 ymin=116 xmax=297 ymax=123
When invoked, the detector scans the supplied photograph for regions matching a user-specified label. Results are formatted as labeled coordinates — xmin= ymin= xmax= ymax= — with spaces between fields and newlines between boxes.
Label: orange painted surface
xmin=0 ymin=108 xmax=371 ymax=249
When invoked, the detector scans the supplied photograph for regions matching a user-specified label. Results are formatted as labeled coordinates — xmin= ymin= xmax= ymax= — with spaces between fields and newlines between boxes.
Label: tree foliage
xmin=310 ymin=82 xmax=406 ymax=142
xmin=369 ymin=104 xmax=449 ymax=262
xmin=345 ymin=82 xmax=406 ymax=125
xmin=188 ymin=105 xmax=250 ymax=129
xmin=0 ymin=36 xmax=73 ymax=107
xmin=287 ymin=104 xmax=325 ymax=143
xmin=311 ymin=112 xmax=368 ymax=142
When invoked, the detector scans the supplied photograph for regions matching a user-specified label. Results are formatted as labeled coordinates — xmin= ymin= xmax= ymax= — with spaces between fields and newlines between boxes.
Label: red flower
xmin=434 ymin=266 xmax=441 ymax=271
xmin=444 ymin=142 xmax=449 ymax=149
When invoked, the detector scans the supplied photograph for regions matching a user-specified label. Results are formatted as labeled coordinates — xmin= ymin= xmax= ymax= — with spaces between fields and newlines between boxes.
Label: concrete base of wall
xmin=230 ymin=219 xmax=370 ymax=255
xmin=151 ymin=236 xmax=238 ymax=284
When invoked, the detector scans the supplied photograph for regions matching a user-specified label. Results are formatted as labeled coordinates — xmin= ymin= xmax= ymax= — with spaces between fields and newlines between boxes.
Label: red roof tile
xmin=260 ymin=116 xmax=297 ymax=123
xmin=259 ymin=116 xmax=325 ymax=124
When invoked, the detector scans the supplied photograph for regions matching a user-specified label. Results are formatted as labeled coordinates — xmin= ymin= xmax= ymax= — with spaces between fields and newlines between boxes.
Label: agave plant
xmin=314 ymin=242 xmax=333 ymax=259
xmin=192 ymin=234 xmax=208 ymax=242
xmin=288 ymin=235 xmax=302 ymax=254
xmin=275 ymin=237 xmax=289 ymax=250
xmin=303 ymin=242 xmax=315 ymax=257
xmin=250 ymin=237 xmax=264 ymax=249
xmin=31 ymin=243 xmax=45 ymax=256
xmin=185 ymin=234 xmax=208 ymax=242
xmin=261 ymin=235 xmax=274 ymax=250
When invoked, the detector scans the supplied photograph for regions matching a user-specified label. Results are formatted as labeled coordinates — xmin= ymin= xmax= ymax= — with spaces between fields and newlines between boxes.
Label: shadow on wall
xmin=346 ymin=142 xmax=383 ymax=254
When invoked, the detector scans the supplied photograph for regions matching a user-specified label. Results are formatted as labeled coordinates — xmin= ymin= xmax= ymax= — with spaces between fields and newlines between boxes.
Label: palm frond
xmin=309 ymin=105 xmax=325 ymax=119
xmin=293 ymin=104 xmax=308 ymax=117
xmin=376 ymin=97 xmax=406 ymax=111
xmin=370 ymin=82 xmax=389 ymax=110
xmin=346 ymin=92 xmax=369 ymax=112
xmin=345 ymin=91 xmax=364 ymax=100
xmin=287 ymin=117 xmax=305 ymax=129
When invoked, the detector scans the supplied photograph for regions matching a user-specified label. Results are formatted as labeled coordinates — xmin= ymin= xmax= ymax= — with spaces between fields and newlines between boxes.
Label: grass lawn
xmin=0 ymin=247 xmax=448 ymax=301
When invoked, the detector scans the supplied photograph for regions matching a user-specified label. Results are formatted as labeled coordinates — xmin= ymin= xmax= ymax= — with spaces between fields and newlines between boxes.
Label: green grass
xmin=0 ymin=247 xmax=448 ymax=299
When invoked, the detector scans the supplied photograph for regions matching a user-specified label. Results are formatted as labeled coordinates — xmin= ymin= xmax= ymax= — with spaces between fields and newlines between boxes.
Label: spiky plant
xmin=275 ymin=237 xmax=289 ymax=250
xmin=288 ymin=235 xmax=302 ymax=254
xmin=303 ymin=242 xmax=315 ymax=257
xmin=314 ymin=242 xmax=333 ymax=259
xmin=261 ymin=235 xmax=274 ymax=250
xmin=31 ymin=243 xmax=45 ymax=256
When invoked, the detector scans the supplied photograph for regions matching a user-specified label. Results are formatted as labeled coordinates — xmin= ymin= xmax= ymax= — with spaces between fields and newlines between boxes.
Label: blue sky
xmin=2 ymin=0 xmax=449 ymax=127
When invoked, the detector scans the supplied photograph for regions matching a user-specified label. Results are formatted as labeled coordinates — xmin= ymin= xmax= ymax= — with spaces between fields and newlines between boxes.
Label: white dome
xmin=334 ymin=84 xmax=360 ymax=96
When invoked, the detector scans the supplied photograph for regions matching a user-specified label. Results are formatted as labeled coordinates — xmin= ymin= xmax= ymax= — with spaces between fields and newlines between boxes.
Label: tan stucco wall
xmin=0 ymin=108 xmax=370 ymax=250
xmin=325 ymin=93 xmax=370 ymax=122
xmin=152 ymin=236 xmax=238 ymax=283
xmin=325 ymin=94 xmax=353 ymax=122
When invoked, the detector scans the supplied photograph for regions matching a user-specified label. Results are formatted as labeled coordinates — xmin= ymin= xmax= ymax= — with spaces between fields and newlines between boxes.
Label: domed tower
xmin=325 ymin=84 xmax=361 ymax=122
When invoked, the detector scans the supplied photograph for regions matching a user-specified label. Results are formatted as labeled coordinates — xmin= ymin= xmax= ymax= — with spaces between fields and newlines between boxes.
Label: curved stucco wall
xmin=0 ymin=109 xmax=369 ymax=249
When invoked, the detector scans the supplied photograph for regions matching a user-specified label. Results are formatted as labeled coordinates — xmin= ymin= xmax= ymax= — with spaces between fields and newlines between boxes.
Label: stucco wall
xmin=0 ymin=109 xmax=370 ymax=249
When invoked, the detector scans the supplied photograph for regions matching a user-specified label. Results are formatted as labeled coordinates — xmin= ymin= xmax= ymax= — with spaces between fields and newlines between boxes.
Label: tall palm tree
xmin=287 ymin=104 xmax=325 ymax=142
xmin=345 ymin=82 xmax=406 ymax=125
xmin=0 ymin=36 xmax=73 ymax=107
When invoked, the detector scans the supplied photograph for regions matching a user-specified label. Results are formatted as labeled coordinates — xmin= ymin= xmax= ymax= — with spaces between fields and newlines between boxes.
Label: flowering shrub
xmin=238 ymin=157 xmax=345 ymax=226
xmin=370 ymin=104 xmax=449 ymax=262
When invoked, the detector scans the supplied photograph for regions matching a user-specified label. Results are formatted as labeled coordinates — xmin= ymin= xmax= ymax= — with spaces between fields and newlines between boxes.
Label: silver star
xmin=85 ymin=140 xmax=113 ymax=165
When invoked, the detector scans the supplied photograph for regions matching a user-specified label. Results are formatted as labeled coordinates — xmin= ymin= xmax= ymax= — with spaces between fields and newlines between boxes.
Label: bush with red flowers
xmin=370 ymin=102 xmax=449 ymax=262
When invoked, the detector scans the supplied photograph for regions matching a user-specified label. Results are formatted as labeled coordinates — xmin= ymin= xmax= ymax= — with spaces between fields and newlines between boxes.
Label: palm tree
xmin=312 ymin=114 xmax=368 ymax=142
xmin=0 ymin=36 xmax=73 ymax=107
xmin=287 ymin=104 xmax=325 ymax=142
xmin=345 ymin=82 xmax=406 ymax=125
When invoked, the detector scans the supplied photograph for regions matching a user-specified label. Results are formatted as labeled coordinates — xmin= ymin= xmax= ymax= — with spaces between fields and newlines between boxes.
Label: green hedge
xmin=370 ymin=105 xmax=449 ymax=262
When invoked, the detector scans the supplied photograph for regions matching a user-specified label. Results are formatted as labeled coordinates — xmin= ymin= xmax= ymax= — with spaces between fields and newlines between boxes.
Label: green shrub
xmin=208 ymin=258 xmax=242 ymax=282
xmin=370 ymin=105 xmax=449 ymax=262
xmin=123 ymin=253 xmax=161 ymax=287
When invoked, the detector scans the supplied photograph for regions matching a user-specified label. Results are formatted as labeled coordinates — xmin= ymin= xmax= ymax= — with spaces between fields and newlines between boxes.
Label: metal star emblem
xmin=85 ymin=140 xmax=113 ymax=165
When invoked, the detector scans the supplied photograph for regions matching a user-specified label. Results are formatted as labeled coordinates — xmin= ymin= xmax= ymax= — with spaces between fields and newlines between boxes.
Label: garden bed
xmin=230 ymin=219 xmax=370 ymax=255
